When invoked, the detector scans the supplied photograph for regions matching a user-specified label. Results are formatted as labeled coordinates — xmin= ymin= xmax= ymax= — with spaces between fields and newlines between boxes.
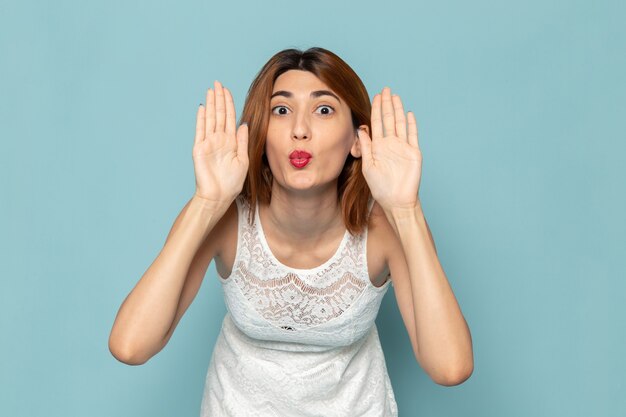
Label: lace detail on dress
xmin=235 ymin=265 xmax=367 ymax=329
xmin=230 ymin=197 xmax=370 ymax=330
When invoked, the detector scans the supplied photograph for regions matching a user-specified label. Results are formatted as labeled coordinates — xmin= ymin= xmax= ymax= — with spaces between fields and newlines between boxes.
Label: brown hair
xmin=238 ymin=47 xmax=372 ymax=236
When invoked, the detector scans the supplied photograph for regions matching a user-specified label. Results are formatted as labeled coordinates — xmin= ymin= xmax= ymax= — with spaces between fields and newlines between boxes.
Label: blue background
xmin=1 ymin=0 xmax=624 ymax=416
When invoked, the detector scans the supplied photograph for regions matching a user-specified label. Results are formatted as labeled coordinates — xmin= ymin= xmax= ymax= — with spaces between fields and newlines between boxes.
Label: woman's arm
xmin=109 ymin=82 xmax=249 ymax=365
xmin=385 ymin=203 xmax=474 ymax=386
xmin=108 ymin=195 xmax=230 ymax=365
xmin=357 ymin=86 xmax=473 ymax=385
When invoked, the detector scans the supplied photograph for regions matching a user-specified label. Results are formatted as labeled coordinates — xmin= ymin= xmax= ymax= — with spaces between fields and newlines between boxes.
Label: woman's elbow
xmin=108 ymin=337 xmax=151 ymax=366
xmin=434 ymin=362 xmax=474 ymax=386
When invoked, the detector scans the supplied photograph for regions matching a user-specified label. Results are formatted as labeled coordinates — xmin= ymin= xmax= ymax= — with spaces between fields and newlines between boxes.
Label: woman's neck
xmin=261 ymin=188 xmax=344 ymax=247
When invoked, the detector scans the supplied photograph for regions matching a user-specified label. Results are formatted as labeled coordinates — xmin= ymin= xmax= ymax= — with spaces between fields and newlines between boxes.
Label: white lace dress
xmin=200 ymin=195 xmax=398 ymax=416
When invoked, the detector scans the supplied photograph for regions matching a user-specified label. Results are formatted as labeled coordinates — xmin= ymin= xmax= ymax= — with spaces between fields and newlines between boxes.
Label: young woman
xmin=109 ymin=47 xmax=473 ymax=416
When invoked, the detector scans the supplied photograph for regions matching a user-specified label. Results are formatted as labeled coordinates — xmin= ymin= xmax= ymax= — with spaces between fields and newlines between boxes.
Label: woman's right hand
xmin=192 ymin=80 xmax=249 ymax=204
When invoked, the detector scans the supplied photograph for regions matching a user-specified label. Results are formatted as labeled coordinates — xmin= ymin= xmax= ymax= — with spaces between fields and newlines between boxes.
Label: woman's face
xmin=266 ymin=69 xmax=362 ymax=195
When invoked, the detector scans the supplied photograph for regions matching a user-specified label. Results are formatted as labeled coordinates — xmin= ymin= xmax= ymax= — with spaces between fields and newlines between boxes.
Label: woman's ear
xmin=350 ymin=125 xmax=370 ymax=158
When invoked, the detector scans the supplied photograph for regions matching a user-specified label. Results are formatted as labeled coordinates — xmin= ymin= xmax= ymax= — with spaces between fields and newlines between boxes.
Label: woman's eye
xmin=271 ymin=106 xmax=289 ymax=115
xmin=315 ymin=105 xmax=335 ymax=116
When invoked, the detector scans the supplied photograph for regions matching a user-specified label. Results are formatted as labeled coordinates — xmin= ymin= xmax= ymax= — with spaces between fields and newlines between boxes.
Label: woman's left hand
xmin=357 ymin=87 xmax=422 ymax=211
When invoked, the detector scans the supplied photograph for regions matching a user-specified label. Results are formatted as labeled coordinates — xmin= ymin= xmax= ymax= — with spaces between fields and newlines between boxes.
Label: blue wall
xmin=1 ymin=0 xmax=624 ymax=415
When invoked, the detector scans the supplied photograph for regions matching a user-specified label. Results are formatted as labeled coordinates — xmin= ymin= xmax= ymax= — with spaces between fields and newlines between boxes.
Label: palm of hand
xmin=193 ymin=80 xmax=249 ymax=202
xmin=358 ymin=87 xmax=422 ymax=210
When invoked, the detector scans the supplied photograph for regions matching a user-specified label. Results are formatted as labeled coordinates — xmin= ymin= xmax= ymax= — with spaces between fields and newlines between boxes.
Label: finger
xmin=392 ymin=94 xmax=407 ymax=142
xmin=371 ymin=94 xmax=383 ymax=141
xmin=381 ymin=87 xmax=396 ymax=138
xmin=206 ymin=88 xmax=215 ymax=135
xmin=224 ymin=87 xmax=236 ymax=136
xmin=408 ymin=111 xmax=419 ymax=148
xmin=195 ymin=104 xmax=205 ymax=144
xmin=214 ymin=80 xmax=226 ymax=132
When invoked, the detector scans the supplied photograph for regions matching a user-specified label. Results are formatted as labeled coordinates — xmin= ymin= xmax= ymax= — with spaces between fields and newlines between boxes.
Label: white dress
xmin=200 ymin=195 xmax=398 ymax=416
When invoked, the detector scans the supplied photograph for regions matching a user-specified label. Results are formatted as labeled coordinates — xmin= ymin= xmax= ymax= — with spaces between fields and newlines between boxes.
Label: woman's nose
xmin=291 ymin=113 xmax=310 ymax=140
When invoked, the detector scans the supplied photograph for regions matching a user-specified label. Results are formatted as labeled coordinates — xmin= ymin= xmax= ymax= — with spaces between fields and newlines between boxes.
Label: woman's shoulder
xmin=368 ymin=200 xmax=390 ymax=231
xmin=369 ymin=200 xmax=385 ymax=218
xmin=210 ymin=197 xmax=240 ymax=259
xmin=367 ymin=200 xmax=402 ymax=263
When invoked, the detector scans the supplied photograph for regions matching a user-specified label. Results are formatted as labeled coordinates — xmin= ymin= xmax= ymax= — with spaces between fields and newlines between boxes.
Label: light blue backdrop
xmin=1 ymin=0 xmax=624 ymax=416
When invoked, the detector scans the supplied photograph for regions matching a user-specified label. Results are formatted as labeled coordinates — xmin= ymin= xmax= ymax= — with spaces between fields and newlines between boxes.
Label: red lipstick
xmin=289 ymin=150 xmax=312 ymax=168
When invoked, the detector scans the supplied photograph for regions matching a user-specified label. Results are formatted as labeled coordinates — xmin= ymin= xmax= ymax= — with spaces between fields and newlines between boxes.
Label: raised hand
xmin=357 ymin=87 xmax=422 ymax=211
xmin=193 ymin=80 xmax=249 ymax=204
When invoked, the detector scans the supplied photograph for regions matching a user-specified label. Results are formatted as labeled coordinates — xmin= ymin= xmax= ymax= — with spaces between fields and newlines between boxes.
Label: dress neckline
xmin=255 ymin=200 xmax=350 ymax=274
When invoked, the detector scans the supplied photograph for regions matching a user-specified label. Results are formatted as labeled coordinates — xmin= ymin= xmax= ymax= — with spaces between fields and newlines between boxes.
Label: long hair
xmin=238 ymin=47 xmax=372 ymax=236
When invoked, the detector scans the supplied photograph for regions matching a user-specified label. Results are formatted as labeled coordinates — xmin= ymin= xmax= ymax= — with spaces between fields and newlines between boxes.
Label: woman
xmin=109 ymin=47 xmax=473 ymax=416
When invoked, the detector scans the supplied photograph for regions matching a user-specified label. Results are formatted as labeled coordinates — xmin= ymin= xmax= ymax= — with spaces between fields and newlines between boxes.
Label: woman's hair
xmin=239 ymin=46 xmax=372 ymax=236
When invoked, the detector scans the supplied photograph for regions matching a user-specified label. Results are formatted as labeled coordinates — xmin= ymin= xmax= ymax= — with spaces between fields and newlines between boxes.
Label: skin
xmin=260 ymin=69 xmax=368 ymax=251
xmin=110 ymin=73 xmax=473 ymax=386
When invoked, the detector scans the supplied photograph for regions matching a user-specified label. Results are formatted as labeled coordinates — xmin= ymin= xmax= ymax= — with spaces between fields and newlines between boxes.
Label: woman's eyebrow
xmin=270 ymin=90 xmax=341 ymax=103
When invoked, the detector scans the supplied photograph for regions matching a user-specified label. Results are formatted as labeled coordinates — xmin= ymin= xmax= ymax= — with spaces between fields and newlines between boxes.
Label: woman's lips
xmin=290 ymin=158 xmax=311 ymax=168
xmin=289 ymin=150 xmax=312 ymax=168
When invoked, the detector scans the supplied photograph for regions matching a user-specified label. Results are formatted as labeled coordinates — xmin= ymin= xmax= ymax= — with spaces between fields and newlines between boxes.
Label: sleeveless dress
xmin=200 ymin=195 xmax=398 ymax=416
